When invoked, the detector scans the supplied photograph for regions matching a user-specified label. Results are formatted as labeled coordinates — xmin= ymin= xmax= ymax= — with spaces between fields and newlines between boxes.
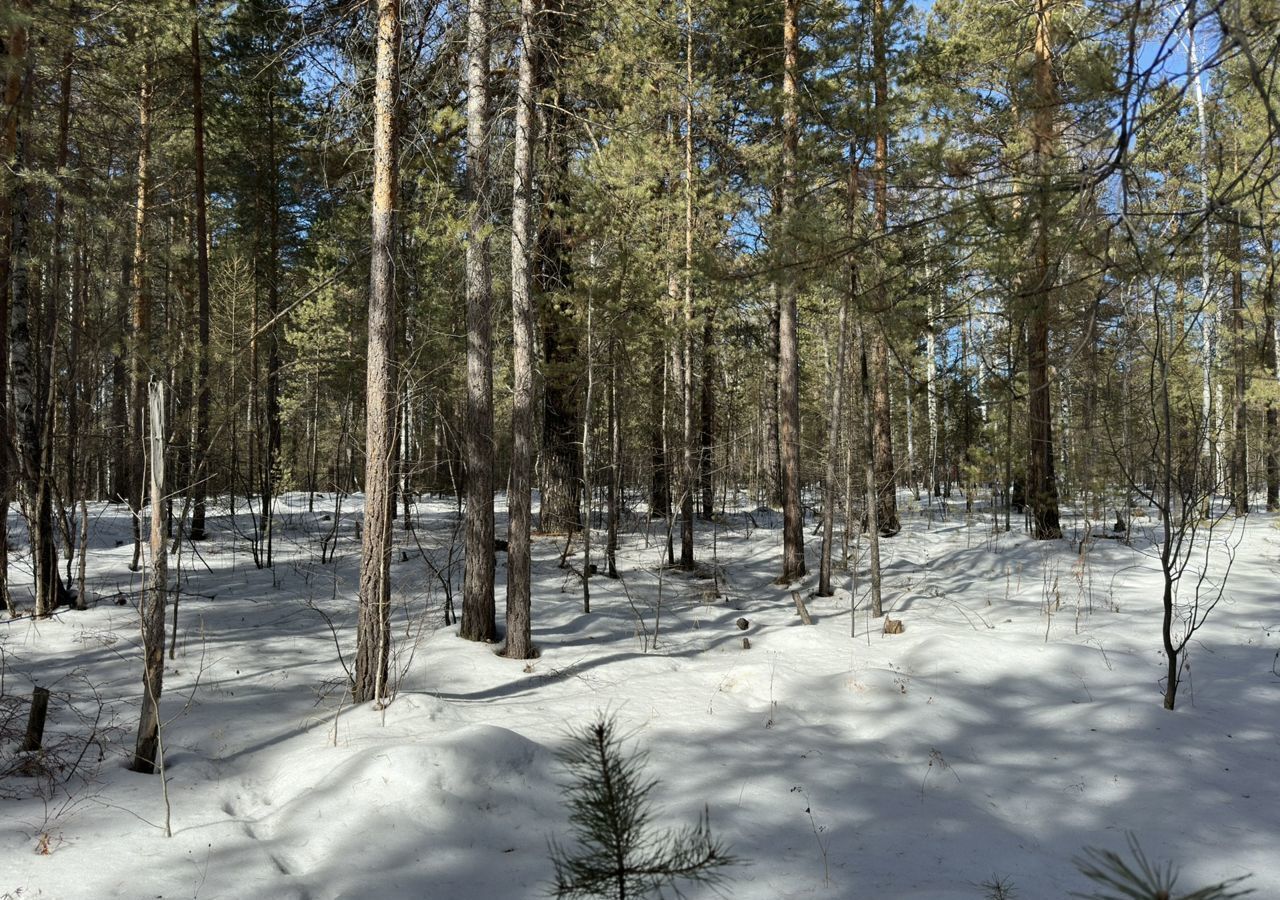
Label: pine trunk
xmin=461 ymin=0 xmax=496 ymax=642
xmin=680 ymin=0 xmax=696 ymax=570
xmin=354 ymin=0 xmax=400 ymax=704
xmin=536 ymin=0 xmax=581 ymax=535
xmin=1230 ymin=209 xmax=1247 ymax=514
xmin=1026 ymin=0 xmax=1062 ymax=540
xmin=0 ymin=3 xmax=29 ymax=615
xmin=504 ymin=0 xmax=539 ymax=661
xmin=190 ymin=0 xmax=212 ymax=541
xmin=1265 ymin=274 xmax=1278 ymax=510
xmin=777 ymin=0 xmax=805 ymax=582
xmin=871 ymin=0 xmax=899 ymax=537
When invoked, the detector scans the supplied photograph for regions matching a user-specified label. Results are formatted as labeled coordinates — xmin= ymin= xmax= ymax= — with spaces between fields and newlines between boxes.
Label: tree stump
xmin=21 ymin=686 xmax=50 ymax=752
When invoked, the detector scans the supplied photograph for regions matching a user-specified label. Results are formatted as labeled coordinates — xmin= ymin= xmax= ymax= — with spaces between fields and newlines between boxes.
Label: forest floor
xmin=0 ymin=491 xmax=1277 ymax=899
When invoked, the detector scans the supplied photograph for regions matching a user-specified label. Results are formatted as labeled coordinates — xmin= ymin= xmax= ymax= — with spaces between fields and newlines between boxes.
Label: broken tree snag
xmin=882 ymin=616 xmax=904 ymax=635
xmin=791 ymin=590 xmax=813 ymax=625
xmin=21 ymin=686 xmax=50 ymax=752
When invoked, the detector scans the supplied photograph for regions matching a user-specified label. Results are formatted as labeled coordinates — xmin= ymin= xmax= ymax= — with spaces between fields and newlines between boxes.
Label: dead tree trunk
xmin=128 ymin=47 xmax=155 ymax=571
xmin=132 ymin=381 xmax=168 ymax=774
xmin=818 ymin=292 xmax=850 ymax=597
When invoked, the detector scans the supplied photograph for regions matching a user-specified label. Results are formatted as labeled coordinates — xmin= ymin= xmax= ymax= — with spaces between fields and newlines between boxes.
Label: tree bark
xmin=190 ymin=0 xmax=212 ymax=541
xmin=7 ymin=11 xmax=62 ymax=617
xmin=128 ymin=47 xmax=155 ymax=571
xmin=262 ymin=96 xmax=282 ymax=568
xmin=765 ymin=294 xmax=781 ymax=506
xmin=680 ymin=0 xmax=696 ymax=569
xmin=354 ymin=0 xmax=400 ymax=704
xmin=699 ymin=312 xmax=716 ymax=519
xmin=1025 ymin=0 xmax=1062 ymax=540
xmin=777 ymin=0 xmax=805 ymax=581
xmin=536 ymin=0 xmax=581 ymax=535
xmin=859 ymin=325 xmax=883 ymax=618
xmin=1264 ymin=272 xmax=1278 ymax=510
xmin=1230 ymin=208 xmax=1247 ymax=514
xmin=870 ymin=0 xmax=899 ymax=536
xmin=0 ymin=1 xmax=31 ymax=615
xmin=132 ymin=382 xmax=168 ymax=774
xmin=818 ymin=292 xmax=849 ymax=597
xmin=607 ymin=338 xmax=620 ymax=577
xmin=461 ymin=0 xmax=496 ymax=642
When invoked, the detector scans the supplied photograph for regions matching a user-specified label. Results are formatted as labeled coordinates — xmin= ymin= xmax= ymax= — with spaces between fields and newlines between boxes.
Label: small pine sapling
xmin=1071 ymin=832 xmax=1252 ymax=900
xmin=549 ymin=715 xmax=735 ymax=899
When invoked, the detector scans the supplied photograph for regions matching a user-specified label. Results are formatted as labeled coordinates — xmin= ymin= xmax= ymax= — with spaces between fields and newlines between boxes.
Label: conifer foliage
xmin=549 ymin=715 xmax=735 ymax=899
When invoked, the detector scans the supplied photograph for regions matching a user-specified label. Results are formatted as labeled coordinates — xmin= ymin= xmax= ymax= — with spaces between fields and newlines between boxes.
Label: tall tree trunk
xmin=1025 ymin=0 xmax=1062 ymax=540
xmin=0 ymin=2 xmax=30 ymax=615
xmin=262 ymin=99 xmax=282 ymax=567
xmin=461 ymin=0 xmax=496 ymax=642
xmin=536 ymin=0 xmax=581 ymax=534
xmin=765 ymin=295 xmax=781 ymax=506
xmin=504 ymin=0 xmax=539 ymax=661
xmin=607 ymin=337 xmax=620 ymax=578
xmin=1265 ymin=272 xmax=1278 ymax=510
xmin=926 ymin=286 xmax=938 ymax=503
xmin=870 ymin=0 xmax=899 ymax=536
xmin=1231 ymin=208 xmax=1247 ymax=514
xmin=189 ymin=0 xmax=212 ymax=541
xmin=649 ymin=350 xmax=670 ymax=517
xmin=581 ymin=292 xmax=595 ymax=612
xmin=132 ymin=382 xmax=168 ymax=774
xmin=699 ymin=312 xmax=715 ymax=519
xmin=680 ymin=0 xmax=696 ymax=569
xmin=8 ymin=12 xmax=62 ymax=617
xmin=1188 ymin=21 xmax=1218 ymax=485
xmin=128 ymin=47 xmax=155 ymax=572
xmin=818 ymin=293 xmax=849 ymax=597
xmin=859 ymin=325 xmax=883 ymax=618
xmin=354 ymin=0 xmax=400 ymax=704
xmin=777 ymin=0 xmax=805 ymax=581
xmin=53 ymin=45 xmax=74 ymax=578
xmin=110 ymin=257 xmax=129 ymax=504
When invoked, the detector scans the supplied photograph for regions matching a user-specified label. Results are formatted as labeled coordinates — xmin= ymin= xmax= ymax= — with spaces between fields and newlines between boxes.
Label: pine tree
xmin=549 ymin=715 xmax=735 ymax=900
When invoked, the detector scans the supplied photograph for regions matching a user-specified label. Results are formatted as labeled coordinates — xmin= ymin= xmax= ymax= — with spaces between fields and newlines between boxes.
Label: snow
xmin=1 ymin=493 xmax=1276 ymax=899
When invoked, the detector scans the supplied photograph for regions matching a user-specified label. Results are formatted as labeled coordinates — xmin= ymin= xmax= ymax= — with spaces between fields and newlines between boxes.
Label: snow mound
xmin=255 ymin=725 xmax=561 ymax=897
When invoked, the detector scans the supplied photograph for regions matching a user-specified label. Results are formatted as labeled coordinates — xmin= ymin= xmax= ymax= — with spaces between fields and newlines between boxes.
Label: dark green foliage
xmin=1071 ymin=833 xmax=1253 ymax=900
xmin=549 ymin=715 xmax=735 ymax=900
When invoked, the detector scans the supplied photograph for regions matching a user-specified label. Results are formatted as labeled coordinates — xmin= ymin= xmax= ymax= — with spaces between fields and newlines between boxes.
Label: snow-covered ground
xmin=1 ymin=492 xmax=1276 ymax=899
